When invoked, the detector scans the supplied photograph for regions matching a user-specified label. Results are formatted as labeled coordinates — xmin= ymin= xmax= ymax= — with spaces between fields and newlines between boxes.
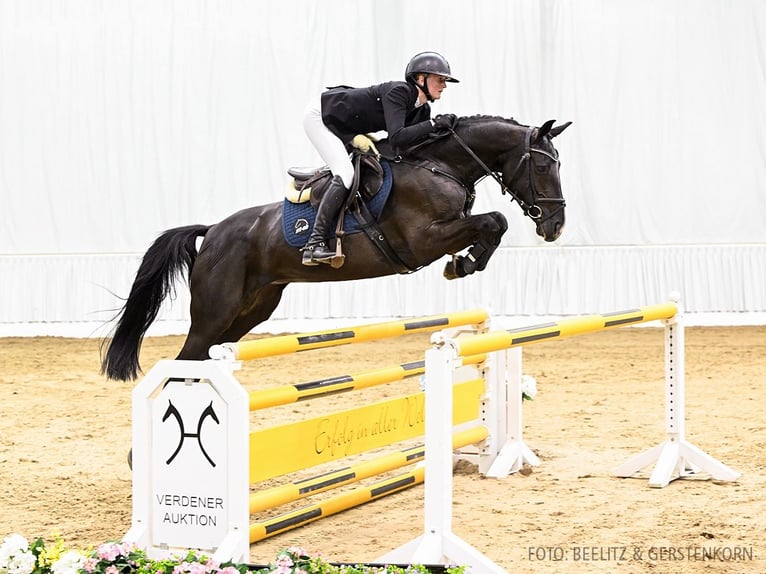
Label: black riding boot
xmin=301 ymin=175 xmax=350 ymax=266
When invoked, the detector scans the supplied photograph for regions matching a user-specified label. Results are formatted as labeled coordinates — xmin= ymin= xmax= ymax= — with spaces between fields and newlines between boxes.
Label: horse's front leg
xmin=440 ymin=211 xmax=508 ymax=280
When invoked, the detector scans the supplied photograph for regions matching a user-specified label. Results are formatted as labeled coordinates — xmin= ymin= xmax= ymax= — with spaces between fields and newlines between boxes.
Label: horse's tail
xmin=100 ymin=224 xmax=210 ymax=381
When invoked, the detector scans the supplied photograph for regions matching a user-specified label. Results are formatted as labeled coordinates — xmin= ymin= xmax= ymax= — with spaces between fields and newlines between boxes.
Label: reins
xmin=447 ymin=125 xmax=565 ymax=224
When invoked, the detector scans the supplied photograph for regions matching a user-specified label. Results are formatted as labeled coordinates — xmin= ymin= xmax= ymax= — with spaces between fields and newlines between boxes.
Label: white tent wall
xmin=1 ymin=0 xmax=764 ymax=336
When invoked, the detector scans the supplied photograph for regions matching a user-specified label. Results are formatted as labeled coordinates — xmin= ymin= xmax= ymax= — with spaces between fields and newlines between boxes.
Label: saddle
xmin=283 ymin=135 xmax=411 ymax=272
xmin=286 ymin=139 xmax=385 ymax=208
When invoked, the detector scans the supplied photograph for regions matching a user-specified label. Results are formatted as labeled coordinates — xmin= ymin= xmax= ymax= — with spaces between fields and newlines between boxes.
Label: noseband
xmin=449 ymin=126 xmax=565 ymax=224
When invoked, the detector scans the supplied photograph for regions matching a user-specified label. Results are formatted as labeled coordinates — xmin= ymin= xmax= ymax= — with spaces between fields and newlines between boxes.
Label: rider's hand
xmin=432 ymin=113 xmax=457 ymax=132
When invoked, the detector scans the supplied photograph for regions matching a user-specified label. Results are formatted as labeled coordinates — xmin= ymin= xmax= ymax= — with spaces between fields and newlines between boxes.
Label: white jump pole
xmin=379 ymin=342 xmax=508 ymax=573
xmin=612 ymin=296 xmax=741 ymax=487
xmin=484 ymin=346 xmax=539 ymax=478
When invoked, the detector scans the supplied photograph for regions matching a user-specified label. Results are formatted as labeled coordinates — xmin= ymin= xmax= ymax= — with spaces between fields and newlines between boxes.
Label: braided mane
xmin=460 ymin=114 xmax=524 ymax=127
xmin=396 ymin=114 xmax=526 ymax=157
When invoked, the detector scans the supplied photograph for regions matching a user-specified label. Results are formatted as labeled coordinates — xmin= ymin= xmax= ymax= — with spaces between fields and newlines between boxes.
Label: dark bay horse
xmin=101 ymin=116 xmax=571 ymax=381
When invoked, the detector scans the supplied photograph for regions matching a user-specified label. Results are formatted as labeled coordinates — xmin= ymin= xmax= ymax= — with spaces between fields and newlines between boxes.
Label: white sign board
xmin=152 ymin=381 xmax=229 ymax=548
xmin=124 ymin=360 xmax=250 ymax=563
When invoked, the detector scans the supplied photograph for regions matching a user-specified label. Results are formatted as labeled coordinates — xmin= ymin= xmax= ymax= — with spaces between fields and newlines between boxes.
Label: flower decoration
xmin=520 ymin=374 xmax=537 ymax=401
xmin=1 ymin=536 xmax=464 ymax=574
xmin=0 ymin=534 xmax=37 ymax=574
xmin=250 ymin=546 xmax=464 ymax=573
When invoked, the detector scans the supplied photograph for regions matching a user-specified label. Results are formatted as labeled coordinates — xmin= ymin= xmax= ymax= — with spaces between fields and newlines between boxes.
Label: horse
xmin=101 ymin=115 xmax=571 ymax=381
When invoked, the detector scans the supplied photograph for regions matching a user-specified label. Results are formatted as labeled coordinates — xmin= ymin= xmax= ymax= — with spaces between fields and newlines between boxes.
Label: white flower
xmin=7 ymin=553 xmax=35 ymax=574
xmin=0 ymin=535 xmax=35 ymax=574
xmin=520 ymin=374 xmax=537 ymax=400
xmin=0 ymin=535 xmax=28 ymax=562
xmin=51 ymin=550 xmax=86 ymax=574
xmin=1 ymin=552 xmax=36 ymax=574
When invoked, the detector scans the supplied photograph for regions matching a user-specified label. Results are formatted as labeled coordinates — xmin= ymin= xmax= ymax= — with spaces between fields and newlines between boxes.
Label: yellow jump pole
xmin=248 ymin=352 xmax=487 ymax=411
xmin=250 ymin=467 xmax=425 ymax=543
xmin=248 ymin=426 xmax=488 ymax=541
xmin=249 ymin=426 xmax=488 ymax=514
xmin=211 ymin=308 xmax=488 ymax=361
xmin=454 ymin=302 xmax=678 ymax=358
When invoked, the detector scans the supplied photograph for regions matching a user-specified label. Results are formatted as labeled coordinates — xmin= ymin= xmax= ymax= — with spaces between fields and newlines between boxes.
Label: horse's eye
xmin=535 ymin=165 xmax=549 ymax=174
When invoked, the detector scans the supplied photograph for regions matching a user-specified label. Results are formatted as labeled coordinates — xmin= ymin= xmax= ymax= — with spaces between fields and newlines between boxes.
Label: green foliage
xmin=1 ymin=536 xmax=465 ymax=574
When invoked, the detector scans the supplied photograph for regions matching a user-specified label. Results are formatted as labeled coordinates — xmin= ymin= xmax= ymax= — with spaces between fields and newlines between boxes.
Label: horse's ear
xmin=534 ymin=119 xmax=556 ymax=144
xmin=549 ymin=121 xmax=572 ymax=139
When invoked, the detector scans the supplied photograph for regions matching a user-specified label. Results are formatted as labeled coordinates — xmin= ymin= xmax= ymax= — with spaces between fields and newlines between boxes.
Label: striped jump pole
xmin=451 ymin=302 xmax=678 ymax=358
xmin=437 ymin=297 xmax=739 ymax=488
xmin=248 ymin=352 xmax=487 ymax=411
xmin=250 ymin=442 xmax=431 ymax=515
xmin=209 ymin=308 xmax=488 ymax=361
xmin=249 ymin=426 xmax=488 ymax=541
xmin=429 ymin=302 xmax=682 ymax=480
xmin=251 ymin=466 xmax=426 ymax=544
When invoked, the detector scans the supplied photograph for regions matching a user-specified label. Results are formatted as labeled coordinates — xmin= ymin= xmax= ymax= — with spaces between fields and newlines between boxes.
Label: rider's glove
xmin=432 ymin=113 xmax=457 ymax=132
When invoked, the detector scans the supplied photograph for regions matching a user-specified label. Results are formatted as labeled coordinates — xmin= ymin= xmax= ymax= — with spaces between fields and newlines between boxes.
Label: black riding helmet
xmin=405 ymin=52 xmax=459 ymax=102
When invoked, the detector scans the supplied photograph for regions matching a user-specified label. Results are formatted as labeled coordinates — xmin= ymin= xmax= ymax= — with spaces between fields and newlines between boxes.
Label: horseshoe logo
xmin=162 ymin=400 xmax=219 ymax=467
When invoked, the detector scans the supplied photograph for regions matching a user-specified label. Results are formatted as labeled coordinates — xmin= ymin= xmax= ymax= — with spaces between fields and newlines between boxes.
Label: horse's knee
xmin=442 ymin=212 xmax=508 ymax=280
xmin=473 ymin=214 xmax=507 ymax=272
xmin=489 ymin=212 xmax=508 ymax=243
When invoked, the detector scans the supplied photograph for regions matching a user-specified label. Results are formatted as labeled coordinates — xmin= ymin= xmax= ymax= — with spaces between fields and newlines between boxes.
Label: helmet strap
xmin=415 ymin=73 xmax=434 ymax=103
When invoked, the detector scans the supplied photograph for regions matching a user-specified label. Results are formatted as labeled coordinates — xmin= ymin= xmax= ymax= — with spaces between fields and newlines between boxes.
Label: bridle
xmin=448 ymin=126 xmax=565 ymax=224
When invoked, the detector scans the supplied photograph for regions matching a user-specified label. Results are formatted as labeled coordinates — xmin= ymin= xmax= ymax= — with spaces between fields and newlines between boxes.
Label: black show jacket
xmin=320 ymin=81 xmax=433 ymax=153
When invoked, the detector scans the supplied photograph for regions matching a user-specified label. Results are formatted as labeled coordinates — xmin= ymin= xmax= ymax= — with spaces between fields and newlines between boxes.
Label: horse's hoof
xmin=443 ymin=260 xmax=459 ymax=280
xmin=444 ymin=257 xmax=471 ymax=279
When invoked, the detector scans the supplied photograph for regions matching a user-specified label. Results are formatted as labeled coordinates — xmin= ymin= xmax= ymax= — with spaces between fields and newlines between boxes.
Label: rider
xmin=300 ymin=51 xmax=460 ymax=266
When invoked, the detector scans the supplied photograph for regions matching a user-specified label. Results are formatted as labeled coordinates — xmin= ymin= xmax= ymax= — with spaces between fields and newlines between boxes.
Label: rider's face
xmin=416 ymin=74 xmax=449 ymax=103
xmin=426 ymin=75 xmax=449 ymax=100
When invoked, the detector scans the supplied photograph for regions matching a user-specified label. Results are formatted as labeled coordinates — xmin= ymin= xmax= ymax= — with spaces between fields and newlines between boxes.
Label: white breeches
xmin=303 ymin=98 xmax=355 ymax=188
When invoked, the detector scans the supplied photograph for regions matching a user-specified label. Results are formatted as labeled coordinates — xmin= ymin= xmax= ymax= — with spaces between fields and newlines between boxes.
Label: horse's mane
xmin=459 ymin=114 xmax=525 ymax=127
xmin=384 ymin=115 xmax=527 ymax=158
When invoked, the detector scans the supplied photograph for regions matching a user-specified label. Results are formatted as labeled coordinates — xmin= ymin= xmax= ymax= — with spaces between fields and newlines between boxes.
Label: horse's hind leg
xmin=218 ymin=283 xmax=288 ymax=343
xmin=175 ymin=303 xmax=239 ymax=362
xmin=176 ymin=283 xmax=287 ymax=361
xmin=174 ymin=260 xmax=248 ymax=360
